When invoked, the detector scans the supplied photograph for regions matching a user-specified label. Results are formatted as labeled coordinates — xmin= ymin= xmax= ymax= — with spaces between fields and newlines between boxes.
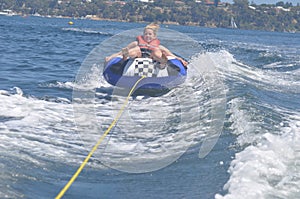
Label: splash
xmin=213 ymin=48 xmax=300 ymax=199
xmin=72 ymin=28 xmax=227 ymax=173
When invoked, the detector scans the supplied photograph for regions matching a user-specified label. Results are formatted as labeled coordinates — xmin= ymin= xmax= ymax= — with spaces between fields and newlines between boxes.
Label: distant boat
xmin=230 ymin=17 xmax=238 ymax=29
xmin=0 ymin=9 xmax=15 ymax=16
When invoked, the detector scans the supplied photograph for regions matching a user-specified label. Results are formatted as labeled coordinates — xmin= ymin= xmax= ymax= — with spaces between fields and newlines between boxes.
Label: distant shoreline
xmin=7 ymin=13 xmax=297 ymax=34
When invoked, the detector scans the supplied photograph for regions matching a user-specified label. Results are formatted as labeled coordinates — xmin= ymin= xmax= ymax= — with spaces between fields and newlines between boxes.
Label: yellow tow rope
xmin=55 ymin=76 xmax=146 ymax=199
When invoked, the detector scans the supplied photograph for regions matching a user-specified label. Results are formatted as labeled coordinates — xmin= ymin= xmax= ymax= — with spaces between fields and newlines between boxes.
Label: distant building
xmin=175 ymin=1 xmax=185 ymax=5
xmin=105 ymin=1 xmax=126 ymax=6
xmin=248 ymin=5 xmax=256 ymax=10
xmin=137 ymin=0 xmax=154 ymax=3
xmin=276 ymin=6 xmax=290 ymax=12
xmin=203 ymin=0 xmax=214 ymax=6
xmin=203 ymin=0 xmax=225 ymax=6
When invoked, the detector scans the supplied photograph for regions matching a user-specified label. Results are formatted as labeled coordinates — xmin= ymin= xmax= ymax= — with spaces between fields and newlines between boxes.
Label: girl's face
xmin=143 ymin=28 xmax=156 ymax=42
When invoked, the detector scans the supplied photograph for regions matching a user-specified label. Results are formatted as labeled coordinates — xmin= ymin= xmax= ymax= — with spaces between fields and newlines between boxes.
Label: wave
xmin=62 ymin=27 xmax=113 ymax=36
xmin=0 ymin=89 xmax=88 ymax=197
xmin=37 ymin=63 xmax=111 ymax=93
xmin=216 ymin=101 xmax=300 ymax=199
xmin=71 ymin=52 xmax=227 ymax=173
xmin=223 ymin=39 xmax=300 ymax=71
xmin=1 ymin=46 xmax=298 ymax=197
xmin=0 ymin=50 xmax=226 ymax=195
xmin=213 ymin=50 xmax=300 ymax=95
xmin=209 ymin=50 xmax=300 ymax=198
xmin=39 ymin=80 xmax=76 ymax=90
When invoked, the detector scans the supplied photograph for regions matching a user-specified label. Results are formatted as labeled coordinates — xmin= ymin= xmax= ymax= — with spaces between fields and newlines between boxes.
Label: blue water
xmin=1 ymin=15 xmax=300 ymax=199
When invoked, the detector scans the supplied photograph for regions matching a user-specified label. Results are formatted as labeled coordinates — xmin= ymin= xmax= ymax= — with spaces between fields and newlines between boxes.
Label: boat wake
xmin=211 ymin=50 xmax=300 ymax=198
xmin=72 ymin=50 xmax=227 ymax=173
xmin=0 ymin=50 xmax=229 ymax=199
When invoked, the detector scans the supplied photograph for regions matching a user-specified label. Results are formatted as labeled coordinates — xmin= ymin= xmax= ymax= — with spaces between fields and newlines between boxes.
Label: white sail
xmin=230 ymin=17 xmax=238 ymax=29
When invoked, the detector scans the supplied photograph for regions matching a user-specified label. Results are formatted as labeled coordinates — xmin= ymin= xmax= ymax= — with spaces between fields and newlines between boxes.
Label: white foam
xmin=208 ymin=49 xmax=300 ymax=198
xmin=0 ymin=90 xmax=96 ymax=197
xmin=188 ymin=51 xmax=295 ymax=194
xmin=0 ymin=91 xmax=87 ymax=164
xmin=75 ymin=86 xmax=210 ymax=173
xmin=43 ymin=63 xmax=109 ymax=91
xmin=216 ymin=116 xmax=300 ymax=198
xmin=210 ymin=50 xmax=300 ymax=95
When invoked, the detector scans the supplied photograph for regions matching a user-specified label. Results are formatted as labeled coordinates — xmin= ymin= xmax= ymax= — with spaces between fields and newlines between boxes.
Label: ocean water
xmin=0 ymin=15 xmax=299 ymax=199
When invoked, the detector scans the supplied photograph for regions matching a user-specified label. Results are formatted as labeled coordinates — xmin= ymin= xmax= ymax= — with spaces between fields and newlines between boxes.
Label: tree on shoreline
xmin=1 ymin=0 xmax=299 ymax=32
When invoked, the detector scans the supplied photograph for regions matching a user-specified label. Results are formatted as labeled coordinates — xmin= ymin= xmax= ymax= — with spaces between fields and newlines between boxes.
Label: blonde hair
xmin=144 ymin=23 xmax=159 ymax=35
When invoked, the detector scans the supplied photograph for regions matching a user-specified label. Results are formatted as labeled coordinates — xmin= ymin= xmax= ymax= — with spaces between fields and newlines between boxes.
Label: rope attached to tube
xmin=55 ymin=76 xmax=146 ymax=199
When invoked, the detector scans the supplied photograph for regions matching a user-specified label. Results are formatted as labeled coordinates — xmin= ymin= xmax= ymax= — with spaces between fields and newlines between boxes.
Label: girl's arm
xmin=105 ymin=41 xmax=138 ymax=62
xmin=126 ymin=41 xmax=138 ymax=50
xmin=159 ymin=45 xmax=188 ymax=67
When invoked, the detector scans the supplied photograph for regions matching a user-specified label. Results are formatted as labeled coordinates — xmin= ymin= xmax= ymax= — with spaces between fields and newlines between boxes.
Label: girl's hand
xmin=178 ymin=57 xmax=188 ymax=67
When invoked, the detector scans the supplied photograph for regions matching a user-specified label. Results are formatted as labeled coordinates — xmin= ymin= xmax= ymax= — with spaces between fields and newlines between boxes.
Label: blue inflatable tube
xmin=103 ymin=56 xmax=187 ymax=90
